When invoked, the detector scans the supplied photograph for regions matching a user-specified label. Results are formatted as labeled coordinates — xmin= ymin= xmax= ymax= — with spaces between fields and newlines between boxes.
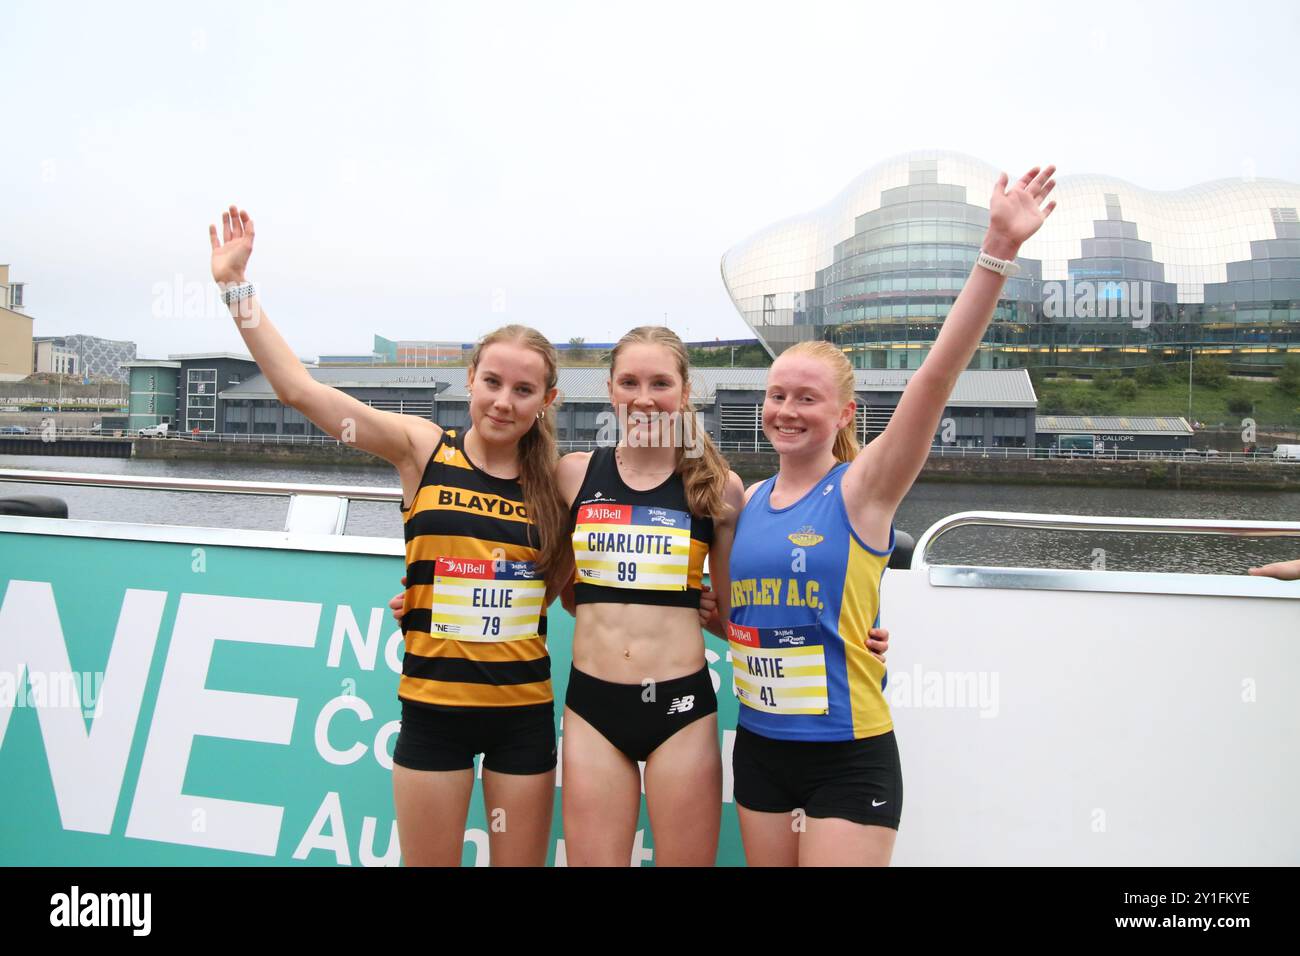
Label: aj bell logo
xmin=666 ymin=695 xmax=695 ymax=715
xmin=50 ymin=886 xmax=152 ymax=936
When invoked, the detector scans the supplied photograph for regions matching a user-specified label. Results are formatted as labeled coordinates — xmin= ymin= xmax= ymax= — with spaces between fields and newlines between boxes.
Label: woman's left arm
xmin=844 ymin=166 xmax=1057 ymax=532
xmin=704 ymin=472 xmax=747 ymax=636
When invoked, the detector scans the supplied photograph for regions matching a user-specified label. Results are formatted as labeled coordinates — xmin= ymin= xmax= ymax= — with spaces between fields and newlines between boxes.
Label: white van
xmin=138 ymin=422 xmax=170 ymax=438
xmin=1274 ymin=444 xmax=1300 ymax=461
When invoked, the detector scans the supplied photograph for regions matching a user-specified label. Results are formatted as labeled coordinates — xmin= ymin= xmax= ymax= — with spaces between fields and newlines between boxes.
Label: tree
xmin=1092 ymin=369 xmax=1118 ymax=391
xmin=1226 ymin=394 xmax=1253 ymax=416
xmin=1192 ymin=356 xmax=1229 ymax=389
xmin=1277 ymin=357 xmax=1300 ymax=397
xmin=567 ymin=337 xmax=587 ymax=362
xmin=1135 ymin=363 xmax=1169 ymax=387
xmin=1114 ymin=379 xmax=1139 ymax=402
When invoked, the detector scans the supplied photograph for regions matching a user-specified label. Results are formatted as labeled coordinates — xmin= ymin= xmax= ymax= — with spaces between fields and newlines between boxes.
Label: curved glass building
xmin=721 ymin=150 xmax=1300 ymax=368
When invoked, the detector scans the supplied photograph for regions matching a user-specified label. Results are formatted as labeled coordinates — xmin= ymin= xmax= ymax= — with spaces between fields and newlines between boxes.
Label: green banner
xmin=0 ymin=519 xmax=743 ymax=866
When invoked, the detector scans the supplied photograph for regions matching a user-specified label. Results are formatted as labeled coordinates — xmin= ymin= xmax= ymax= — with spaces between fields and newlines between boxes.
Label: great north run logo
xmin=1042 ymin=279 xmax=1152 ymax=329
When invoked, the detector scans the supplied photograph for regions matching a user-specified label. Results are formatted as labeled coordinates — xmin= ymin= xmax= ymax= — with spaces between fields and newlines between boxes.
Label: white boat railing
xmin=3 ymin=470 xmax=1299 ymax=592
xmin=911 ymin=510 xmax=1300 ymax=599
xmin=5 ymin=429 xmax=1299 ymax=464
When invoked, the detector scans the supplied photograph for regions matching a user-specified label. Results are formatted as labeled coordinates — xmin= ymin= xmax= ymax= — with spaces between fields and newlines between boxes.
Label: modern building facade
xmin=721 ymin=151 xmax=1300 ymax=370
xmin=33 ymin=337 xmax=80 ymax=376
xmin=373 ymin=335 xmax=467 ymax=365
xmin=0 ymin=265 xmax=33 ymax=382
xmin=1034 ymin=415 xmax=1193 ymax=453
xmin=62 ymin=335 xmax=137 ymax=382
xmin=124 ymin=360 xmax=180 ymax=431
xmin=320 ymin=337 xmax=766 ymax=366
xmin=218 ymin=365 xmax=1037 ymax=449
xmin=34 ymin=335 xmax=138 ymax=381
xmin=125 ymin=354 xmax=262 ymax=431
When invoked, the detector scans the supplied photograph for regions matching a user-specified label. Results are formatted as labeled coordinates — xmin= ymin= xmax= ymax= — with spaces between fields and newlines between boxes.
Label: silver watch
xmin=975 ymin=250 xmax=1020 ymax=278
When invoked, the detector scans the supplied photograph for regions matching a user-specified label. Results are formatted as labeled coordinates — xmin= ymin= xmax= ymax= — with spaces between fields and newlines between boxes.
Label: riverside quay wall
xmin=120 ymin=439 xmax=1300 ymax=492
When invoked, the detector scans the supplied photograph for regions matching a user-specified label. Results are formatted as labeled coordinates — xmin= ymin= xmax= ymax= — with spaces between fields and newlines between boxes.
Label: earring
xmin=537 ymin=409 xmax=546 ymax=420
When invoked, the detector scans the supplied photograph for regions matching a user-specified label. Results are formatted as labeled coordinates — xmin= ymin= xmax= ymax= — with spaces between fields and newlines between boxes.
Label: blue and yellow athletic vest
xmin=727 ymin=462 xmax=893 ymax=741
xmin=399 ymin=428 xmax=551 ymax=709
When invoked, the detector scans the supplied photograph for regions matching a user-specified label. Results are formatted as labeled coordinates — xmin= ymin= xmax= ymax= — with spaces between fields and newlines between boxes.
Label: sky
xmin=1 ymin=0 xmax=1297 ymax=361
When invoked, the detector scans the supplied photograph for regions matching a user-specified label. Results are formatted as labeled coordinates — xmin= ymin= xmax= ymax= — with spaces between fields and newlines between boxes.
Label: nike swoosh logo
xmin=872 ymin=799 xmax=887 ymax=807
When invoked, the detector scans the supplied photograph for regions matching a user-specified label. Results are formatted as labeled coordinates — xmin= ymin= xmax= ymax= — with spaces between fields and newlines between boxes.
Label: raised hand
xmin=209 ymin=204 xmax=255 ymax=286
xmin=986 ymin=166 xmax=1057 ymax=257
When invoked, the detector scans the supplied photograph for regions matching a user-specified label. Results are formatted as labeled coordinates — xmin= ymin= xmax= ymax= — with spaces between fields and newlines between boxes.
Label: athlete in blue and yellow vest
xmin=728 ymin=461 xmax=893 ymax=741
xmin=714 ymin=164 xmax=1059 ymax=866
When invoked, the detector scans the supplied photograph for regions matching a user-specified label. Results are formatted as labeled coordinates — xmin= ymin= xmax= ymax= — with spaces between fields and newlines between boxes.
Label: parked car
xmin=0 ymin=425 xmax=30 ymax=435
xmin=137 ymin=422 xmax=170 ymax=438
xmin=1274 ymin=444 xmax=1300 ymax=462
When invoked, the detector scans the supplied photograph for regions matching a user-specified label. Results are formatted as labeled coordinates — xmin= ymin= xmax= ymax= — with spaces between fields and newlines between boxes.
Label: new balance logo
xmin=666 ymin=695 xmax=695 ymax=715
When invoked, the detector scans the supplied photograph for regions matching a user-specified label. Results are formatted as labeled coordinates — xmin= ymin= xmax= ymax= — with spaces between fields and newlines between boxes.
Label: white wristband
xmin=975 ymin=251 xmax=1020 ymax=278
xmin=221 ymin=281 xmax=257 ymax=305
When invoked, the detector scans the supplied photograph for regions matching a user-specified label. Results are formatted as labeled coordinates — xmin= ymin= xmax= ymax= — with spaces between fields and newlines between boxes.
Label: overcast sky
xmin=1 ymin=0 xmax=1297 ymax=360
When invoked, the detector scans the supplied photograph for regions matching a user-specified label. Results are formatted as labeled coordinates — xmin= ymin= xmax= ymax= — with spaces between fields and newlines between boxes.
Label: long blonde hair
xmin=781 ymin=340 xmax=860 ymax=463
xmin=466 ymin=325 xmax=569 ymax=577
xmin=608 ymin=326 xmax=732 ymax=521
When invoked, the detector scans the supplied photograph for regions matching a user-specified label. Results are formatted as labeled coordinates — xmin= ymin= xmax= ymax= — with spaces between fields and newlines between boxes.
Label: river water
xmin=2 ymin=453 xmax=1298 ymax=575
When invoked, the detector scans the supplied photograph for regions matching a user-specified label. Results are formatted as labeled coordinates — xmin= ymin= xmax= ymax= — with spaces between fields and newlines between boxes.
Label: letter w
xmin=0 ymin=581 xmax=166 ymax=833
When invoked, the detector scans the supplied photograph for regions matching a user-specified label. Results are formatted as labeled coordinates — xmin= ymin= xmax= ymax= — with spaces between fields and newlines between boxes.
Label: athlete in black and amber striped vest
xmin=209 ymin=202 xmax=565 ymax=866
xmin=400 ymin=427 xmax=552 ymax=708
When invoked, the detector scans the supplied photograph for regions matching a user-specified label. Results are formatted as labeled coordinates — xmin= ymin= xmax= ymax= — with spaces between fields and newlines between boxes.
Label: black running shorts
xmin=732 ymin=724 xmax=902 ymax=829
xmin=392 ymin=700 xmax=557 ymax=775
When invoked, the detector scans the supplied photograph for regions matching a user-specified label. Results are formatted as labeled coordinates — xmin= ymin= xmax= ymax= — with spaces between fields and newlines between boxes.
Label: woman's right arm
xmin=210 ymin=205 xmax=438 ymax=469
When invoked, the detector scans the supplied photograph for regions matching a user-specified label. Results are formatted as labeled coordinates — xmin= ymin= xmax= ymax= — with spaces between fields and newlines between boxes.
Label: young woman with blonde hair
xmin=552 ymin=325 xmax=745 ymax=865
xmin=717 ymin=166 xmax=1057 ymax=866
xmin=210 ymin=206 xmax=568 ymax=866
xmin=383 ymin=323 xmax=893 ymax=865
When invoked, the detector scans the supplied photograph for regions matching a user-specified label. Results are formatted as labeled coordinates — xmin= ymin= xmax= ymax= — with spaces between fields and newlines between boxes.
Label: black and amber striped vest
xmin=399 ymin=428 xmax=551 ymax=709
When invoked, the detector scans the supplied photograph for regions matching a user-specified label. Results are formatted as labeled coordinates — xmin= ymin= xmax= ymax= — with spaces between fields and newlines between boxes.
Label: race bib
xmin=572 ymin=503 xmax=691 ymax=591
xmin=430 ymin=557 xmax=544 ymax=641
xmin=728 ymin=621 xmax=828 ymax=715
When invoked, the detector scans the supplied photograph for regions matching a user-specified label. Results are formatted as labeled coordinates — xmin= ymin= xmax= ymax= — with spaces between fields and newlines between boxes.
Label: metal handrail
xmin=0 ymin=467 xmax=403 ymax=503
xmin=6 ymin=428 xmax=1297 ymax=464
xmin=911 ymin=510 xmax=1300 ymax=570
